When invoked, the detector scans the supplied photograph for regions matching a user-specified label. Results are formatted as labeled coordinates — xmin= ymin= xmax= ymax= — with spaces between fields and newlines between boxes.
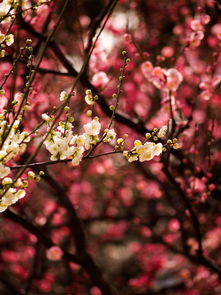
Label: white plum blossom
xmin=0 ymin=188 xmax=26 ymax=212
xmin=103 ymin=129 xmax=116 ymax=143
xmin=0 ymin=32 xmax=5 ymax=44
xmin=44 ymin=117 xmax=102 ymax=164
xmin=157 ymin=125 xmax=168 ymax=138
xmin=0 ymin=78 xmax=171 ymax=215
xmin=0 ymin=30 xmax=14 ymax=58
xmin=0 ymin=119 xmax=30 ymax=162
xmin=0 ymin=113 xmax=33 ymax=213
xmin=0 ymin=163 xmax=10 ymax=179
xmin=123 ymin=151 xmax=138 ymax=163
xmin=124 ymin=140 xmax=163 ymax=163
xmin=59 ymin=91 xmax=68 ymax=101
xmin=2 ymin=177 xmax=13 ymax=185
xmin=44 ymin=122 xmax=77 ymax=161
xmin=83 ymin=118 xmax=101 ymax=136
xmin=137 ymin=142 xmax=162 ymax=162
xmin=41 ymin=113 xmax=51 ymax=121
xmin=5 ymin=34 xmax=14 ymax=46
xmin=71 ymin=146 xmax=84 ymax=166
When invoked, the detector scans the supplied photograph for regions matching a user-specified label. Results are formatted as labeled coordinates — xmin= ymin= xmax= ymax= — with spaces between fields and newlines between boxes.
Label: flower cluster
xmin=123 ymin=140 xmax=163 ymax=163
xmin=0 ymin=0 xmax=50 ymax=22
xmin=0 ymin=118 xmax=30 ymax=163
xmin=0 ymin=31 xmax=14 ymax=57
xmin=141 ymin=62 xmax=183 ymax=95
xmin=43 ymin=116 xmax=103 ymax=166
xmin=0 ymin=115 xmax=32 ymax=212
xmin=0 ymin=184 xmax=26 ymax=213
xmin=103 ymin=128 xmax=116 ymax=143
xmin=188 ymin=13 xmax=210 ymax=47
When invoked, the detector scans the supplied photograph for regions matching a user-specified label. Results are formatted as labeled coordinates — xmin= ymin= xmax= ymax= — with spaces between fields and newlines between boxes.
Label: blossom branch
xmin=10 ymin=150 xmax=121 ymax=169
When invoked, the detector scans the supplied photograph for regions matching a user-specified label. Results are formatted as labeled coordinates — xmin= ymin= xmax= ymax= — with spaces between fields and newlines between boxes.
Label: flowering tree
xmin=1 ymin=0 xmax=221 ymax=294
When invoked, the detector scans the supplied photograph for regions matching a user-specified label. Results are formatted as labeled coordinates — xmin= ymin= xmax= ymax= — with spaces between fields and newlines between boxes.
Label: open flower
xmin=83 ymin=118 xmax=101 ymax=136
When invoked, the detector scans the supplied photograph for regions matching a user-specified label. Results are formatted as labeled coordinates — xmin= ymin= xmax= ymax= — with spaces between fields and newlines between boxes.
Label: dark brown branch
xmin=85 ymin=0 xmax=118 ymax=54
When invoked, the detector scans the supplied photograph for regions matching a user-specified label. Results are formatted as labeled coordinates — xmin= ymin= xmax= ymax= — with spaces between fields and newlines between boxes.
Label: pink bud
xmin=201 ymin=192 xmax=208 ymax=202
xmin=208 ymin=184 xmax=216 ymax=191
xmin=161 ymin=46 xmax=174 ymax=58
xmin=206 ymin=172 xmax=212 ymax=178
xmin=201 ymin=177 xmax=208 ymax=183
xmin=91 ymin=287 xmax=102 ymax=295
xmin=123 ymin=33 xmax=132 ymax=43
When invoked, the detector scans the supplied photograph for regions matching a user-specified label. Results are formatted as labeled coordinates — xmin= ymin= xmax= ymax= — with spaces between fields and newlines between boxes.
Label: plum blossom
xmin=211 ymin=23 xmax=221 ymax=40
xmin=5 ymin=34 xmax=14 ymax=46
xmin=199 ymin=74 xmax=221 ymax=100
xmin=46 ymin=246 xmax=63 ymax=261
xmin=189 ymin=30 xmax=204 ymax=47
xmin=0 ymin=119 xmax=30 ymax=162
xmin=44 ymin=121 xmax=79 ymax=161
xmin=59 ymin=90 xmax=68 ymax=101
xmin=0 ymin=163 xmax=10 ymax=179
xmin=0 ymin=113 xmax=33 ymax=212
xmin=141 ymin=61 xmax=183 ymax=94
xmin=165 ymin=69 xmax=183 ymax=91
xmin=83 ymin=117 xmax=101 ymax=136
xmin=91 ymin=71 xmax=109 ymax=88
xmin=0 ymin=188 xmax=26 ymax=212
xmin=141 ymin=61 xmax=153 ymax=80
xmin=123 ymin=139 xmax=163 ymax=163
xmin=103 ymin=128 xmax=116 ymax=143
xmin=44 ymin=117 xmax=102 ymax=164
xmin=0 ymin=30 xmax=14 ymax=57
xmin=188 ymin=14 xmax=210 ymax=47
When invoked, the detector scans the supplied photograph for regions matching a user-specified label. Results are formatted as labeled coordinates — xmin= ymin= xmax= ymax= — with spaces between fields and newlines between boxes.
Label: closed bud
xmin=145 ymin=133 xmax=151 ymax=139
xmin=64 ymin=106 xmax=70 ymax=112
xmin=117 ymin=138 xmax=124 ymax=145
xmin=28 ymin=171 xmax=35 ymax=179
xmin=112 ymin=93 xmax=117 ymax=99
xmin=87 ymin=110 xmax=92 ymax=117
